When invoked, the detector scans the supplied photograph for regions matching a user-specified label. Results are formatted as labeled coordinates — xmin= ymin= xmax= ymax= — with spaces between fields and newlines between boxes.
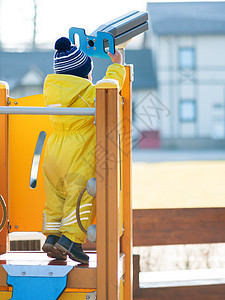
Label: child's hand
xmin=108 ymin=51 xmax=122 ymax=64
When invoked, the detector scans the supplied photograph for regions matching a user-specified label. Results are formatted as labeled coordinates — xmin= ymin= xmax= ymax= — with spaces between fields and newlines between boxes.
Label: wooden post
xmin=96 ymin=80 xmax=120 ymax=299
xmin=121 ymin=65 xmax=133 ymax=300
xmin=0 ymin=82 xmax=9 ymax=254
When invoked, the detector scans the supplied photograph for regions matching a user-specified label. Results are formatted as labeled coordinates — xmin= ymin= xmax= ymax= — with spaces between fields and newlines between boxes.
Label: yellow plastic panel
xmin=8 ymin=95 xmax=52 ymax=232
xmin=0 ymin=291 xmax=12 ymax=299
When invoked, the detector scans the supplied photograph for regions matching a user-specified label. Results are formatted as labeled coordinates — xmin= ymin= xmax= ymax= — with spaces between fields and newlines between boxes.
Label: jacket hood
xmin=43 ymin=74 xmax=92 ymax=107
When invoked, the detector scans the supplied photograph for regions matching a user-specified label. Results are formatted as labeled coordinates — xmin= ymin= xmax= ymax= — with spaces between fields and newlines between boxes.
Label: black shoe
xmin=42 ymin=235 xmax=67 ymax=260
xmin=54 ymin=235 xmax=89 ymax=264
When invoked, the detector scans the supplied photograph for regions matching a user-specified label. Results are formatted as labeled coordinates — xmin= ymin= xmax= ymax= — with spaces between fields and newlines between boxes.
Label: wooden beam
xmin=107 ymin=87 xmax=119 ymax=300
xmin=96 ymin=81 xmax=120 ymax=299
xmin=96 ymin=85 xmax=107 ymax=300
xmin=67 ymin=267 xmax=96 ymax=289
xmin=133 ymin=254 xmax=225 ymax=300
xmin=134 ymin=284 xmax=225 ymax=300
xmin=0 ymin=82 xmax=8 ymax=254
xmin=0 ymin=266 xmax=7 ymax=287
xmin=133 ymin=255 xmax=140 ymax=297
xmin=133 ymin=208 xmax=225 ymax=246
xmin=121 ymin=65 xmax=133 ymax=300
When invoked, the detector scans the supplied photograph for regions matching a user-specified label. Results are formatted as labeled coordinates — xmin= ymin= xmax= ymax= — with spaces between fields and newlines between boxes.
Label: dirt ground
xmin=132 ymin=161 xmax=225 ymax=209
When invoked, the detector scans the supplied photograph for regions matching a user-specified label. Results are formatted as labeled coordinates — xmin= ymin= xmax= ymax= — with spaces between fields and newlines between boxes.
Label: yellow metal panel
xmin=59 ymin=292 xmax=90 ymax=299
xmin=0 ymin=288 xmax=94 ymax=300
xmin=119 ymin=276 xmax=124 ymax=300
xmin=0 ymin=286 xmax=12 ymax=300
xmin=8 ymin=95 xmax=52 ymax=232
xmin=0 ymin=291 xmax=12 ymax=299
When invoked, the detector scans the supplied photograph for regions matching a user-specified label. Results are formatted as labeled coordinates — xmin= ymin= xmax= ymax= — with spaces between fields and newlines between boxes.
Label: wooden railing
xmin=133 ymin=208 xmax=225 ymax=300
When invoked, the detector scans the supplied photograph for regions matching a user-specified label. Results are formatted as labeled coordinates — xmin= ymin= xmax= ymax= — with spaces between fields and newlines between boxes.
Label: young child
xmin=42 ymin=37 xmax=126 ymax=264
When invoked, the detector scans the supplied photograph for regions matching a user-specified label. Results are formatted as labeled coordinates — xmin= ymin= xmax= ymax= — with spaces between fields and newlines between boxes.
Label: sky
xmin=0 ymin=0 xmax=224 ymax=49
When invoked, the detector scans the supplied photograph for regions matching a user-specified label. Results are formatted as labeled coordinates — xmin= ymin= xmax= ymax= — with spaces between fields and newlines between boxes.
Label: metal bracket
xmin=86 ymin=291 xmax=97 ymax=300
xmin=69 ymin=28 xmax=115 ymax=59
xmin=125 ymin=64 xmax=134 ymax=82
xmin=69 ymin=11 xmax=148 ymax=59
xmin=4 ymin=265 xmax=73 ymax=300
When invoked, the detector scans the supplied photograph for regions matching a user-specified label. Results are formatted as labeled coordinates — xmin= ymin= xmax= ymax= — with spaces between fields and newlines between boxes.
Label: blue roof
xmin=147 ymin=2 xmax=225 ymax=35
xmin=0 ymin=49 xmax=157 ymax=90
xmin=0 ymin=51 xmax=53 ymax=88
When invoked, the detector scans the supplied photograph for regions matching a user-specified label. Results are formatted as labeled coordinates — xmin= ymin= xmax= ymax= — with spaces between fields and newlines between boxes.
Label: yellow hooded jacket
xmin=42 ymin=63 xmax=126 ymax=243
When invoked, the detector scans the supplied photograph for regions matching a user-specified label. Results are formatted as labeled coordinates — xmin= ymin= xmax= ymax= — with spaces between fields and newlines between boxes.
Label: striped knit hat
xmin=53 ymin=37 xmax=93 ymax=79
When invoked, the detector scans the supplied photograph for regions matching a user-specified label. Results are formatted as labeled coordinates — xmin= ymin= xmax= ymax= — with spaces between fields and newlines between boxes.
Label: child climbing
xmin=42 ymin=37 xmax=126 ymax=264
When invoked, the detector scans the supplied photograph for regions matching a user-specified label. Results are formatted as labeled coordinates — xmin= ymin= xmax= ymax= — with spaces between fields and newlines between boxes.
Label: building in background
xmin=1 ymin=1 xmax=225 ymax=149
xmin=146 ymin=1 xmax=225 ymax=149
xmin=0 ymin=51 xmax=53 ymax=98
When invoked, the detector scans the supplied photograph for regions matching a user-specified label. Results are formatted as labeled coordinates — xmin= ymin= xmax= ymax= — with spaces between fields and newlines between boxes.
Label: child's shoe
xmin=42 ymin=235 xmax=67 ymax=260
xmin=54 ymin=235 xmax=89 ymax=264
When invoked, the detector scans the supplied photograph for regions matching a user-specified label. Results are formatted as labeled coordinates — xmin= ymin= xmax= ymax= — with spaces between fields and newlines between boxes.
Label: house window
xmin=179 ymin=100 xmax=196 ymax=122
xmin=178 ymin=48 xmax=195 ymax=69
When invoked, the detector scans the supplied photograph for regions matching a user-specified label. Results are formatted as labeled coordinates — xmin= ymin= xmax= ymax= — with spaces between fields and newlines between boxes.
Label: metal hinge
xmin=86 ymin=291 xmax=97 ymax=300
xmin=124 ymin=63 xmax=134 ymax=81
xmin=8 ymin=220 xmax=11 ymax=232
xmin=121 ymin=96 xmax=125 ymax=110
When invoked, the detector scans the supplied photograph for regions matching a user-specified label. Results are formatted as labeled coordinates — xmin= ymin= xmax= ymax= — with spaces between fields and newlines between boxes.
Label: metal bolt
xmin=93 ymin=47 xmax=96 ymax=50
xmin=93 ymin=39 xmax=96 ymax=42
xmin=49 ymin=272 xmax=53 ymax=276
xmin=14 ymin=101 xmax=18 ymax=105
xmin=15 ymin=225 xmax=18 ymax=229
xmin=87 ymin=46 xmax=89 ymax=49
xmin=21 ymin=271 xmax=26 ymax=276
xmin=86 ymin=296 xmax=90 ymax=300
xmin=87 ymin=37 xmax=89 ymax=41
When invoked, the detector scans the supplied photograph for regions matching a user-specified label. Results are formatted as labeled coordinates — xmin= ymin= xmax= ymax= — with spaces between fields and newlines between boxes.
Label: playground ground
xmin=132 ymin=149 xmax=225 ymax=209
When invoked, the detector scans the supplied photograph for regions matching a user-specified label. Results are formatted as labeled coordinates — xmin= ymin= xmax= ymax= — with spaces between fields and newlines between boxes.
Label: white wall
xmin=155 ymin=34 xmax=225 ymax=140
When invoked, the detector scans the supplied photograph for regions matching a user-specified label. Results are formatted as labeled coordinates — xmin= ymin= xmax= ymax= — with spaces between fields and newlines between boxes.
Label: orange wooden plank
xmin=0 ymin=251 xmax=97 ymax=289
xmin=96 ymin=86 xmax=107 ymax=299
xmin=107 ymin=87 xmax=120 ymax=300
xmin=121 ymin=65 xmax=133 ymax=300
xmin=133 ymin=208 xmax=225 ymax=246
xmin=0 ymin=265 xmax=8 ymax=287
xmin=0 ymin=82 xmax=9 ymax=254
xmin=96 ymin=82 xmax=121 ymax=299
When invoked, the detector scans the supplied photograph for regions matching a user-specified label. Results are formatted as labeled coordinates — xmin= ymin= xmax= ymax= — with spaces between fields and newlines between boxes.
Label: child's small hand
xmin=108 ymin=51 xmax=122 ymax=64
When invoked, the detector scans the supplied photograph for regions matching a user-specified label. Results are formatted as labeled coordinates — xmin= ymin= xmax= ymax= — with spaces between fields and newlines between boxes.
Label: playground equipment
xmin=0 ymin=10 xmax=148 ymax=299
xmin=0 ymin=71 xmax=132 ymax=300
xmin=69 ymin=10 xmax=148 ymax=59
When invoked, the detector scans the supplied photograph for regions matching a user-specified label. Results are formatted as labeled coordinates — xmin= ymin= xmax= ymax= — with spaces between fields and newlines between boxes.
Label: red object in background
xmin=139 ymin=130 xmax=161 ymax=149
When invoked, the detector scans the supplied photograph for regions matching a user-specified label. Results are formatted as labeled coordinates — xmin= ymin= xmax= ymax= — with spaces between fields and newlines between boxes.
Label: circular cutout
xmin=88 ymin=40 xmax=94 ymax=47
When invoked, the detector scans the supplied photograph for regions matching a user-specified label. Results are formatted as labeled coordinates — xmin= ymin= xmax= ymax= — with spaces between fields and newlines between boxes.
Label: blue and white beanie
xmin=53 ymin=37 xmax=93 ymax=79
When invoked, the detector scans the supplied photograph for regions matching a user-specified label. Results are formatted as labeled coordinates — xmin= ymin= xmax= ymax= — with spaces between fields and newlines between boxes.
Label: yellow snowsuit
xmin=42 ymin=63 xmax=126 ymax=244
